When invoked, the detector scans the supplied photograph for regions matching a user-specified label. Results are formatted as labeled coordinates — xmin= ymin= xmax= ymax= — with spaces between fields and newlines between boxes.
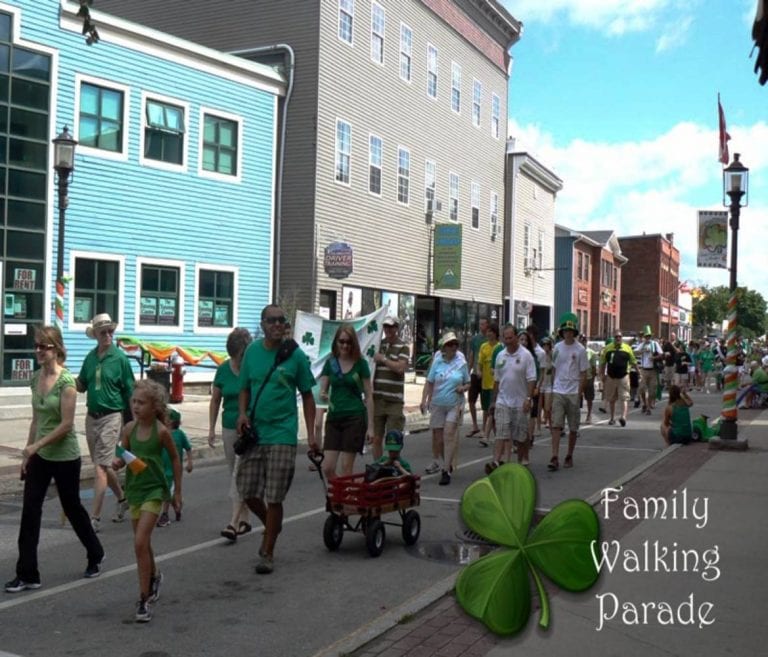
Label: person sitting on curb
xmin=660 ymin=385 xmax=693 ymax=446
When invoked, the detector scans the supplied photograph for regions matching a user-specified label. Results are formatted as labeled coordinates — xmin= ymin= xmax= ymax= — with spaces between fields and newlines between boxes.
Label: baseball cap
xmin=383 ymin=315 xmax=400 ymax=327
xmin=384 ymin=430 xmax=404 ymax=451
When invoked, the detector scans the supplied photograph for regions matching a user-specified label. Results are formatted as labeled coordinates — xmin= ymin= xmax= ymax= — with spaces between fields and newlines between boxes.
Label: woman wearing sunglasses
xmin=6 ymin=326 xmax=104 ymax=593
xmin=318 ymin=325 xmax=374 ymax=480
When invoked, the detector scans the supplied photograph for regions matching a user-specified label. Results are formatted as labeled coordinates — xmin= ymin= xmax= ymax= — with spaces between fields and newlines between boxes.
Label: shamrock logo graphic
xmin=302 ymin=331 xmax=315 ymax=346
xmin=366 ymin=345 xmax=376 ymax=358
xmin=367 ymin=320 xmax=379 ymax=334
xmin=456 ymin=463 xmax=599 ymax=636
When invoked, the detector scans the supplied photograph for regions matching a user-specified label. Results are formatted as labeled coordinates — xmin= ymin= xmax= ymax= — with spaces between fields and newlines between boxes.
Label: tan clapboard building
xmin=98 ymin=0 xmax=521 ymax=357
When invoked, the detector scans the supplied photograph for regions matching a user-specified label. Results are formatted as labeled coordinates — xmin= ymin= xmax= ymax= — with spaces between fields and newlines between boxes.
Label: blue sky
xmin=500 ymin=0 xmax=767 ymax=296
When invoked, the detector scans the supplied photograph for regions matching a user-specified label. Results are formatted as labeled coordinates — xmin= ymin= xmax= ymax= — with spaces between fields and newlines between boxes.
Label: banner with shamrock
xmin=294 ymin=306 xmax=388 ymax=406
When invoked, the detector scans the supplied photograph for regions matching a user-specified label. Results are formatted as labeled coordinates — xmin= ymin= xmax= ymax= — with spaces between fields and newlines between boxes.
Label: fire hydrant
xmin=170 ymin=355 xmax=185 ymax=403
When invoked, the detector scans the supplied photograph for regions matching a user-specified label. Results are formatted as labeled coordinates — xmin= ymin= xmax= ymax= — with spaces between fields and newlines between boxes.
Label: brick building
xmin=618 ymin=233 xmax=681 ymax=339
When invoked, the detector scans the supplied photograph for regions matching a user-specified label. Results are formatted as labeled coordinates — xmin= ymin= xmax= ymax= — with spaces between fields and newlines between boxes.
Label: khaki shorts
xmin=494 ymin=405 xmax=529 ymax=444
xmin=236 ymin=444 xmax=297 ymax=504
xmin=639 ymin=369 xmax=657 ymax=397
xmin=85 ymin=412 xmax=123 ymax=467
xmin=373 ymin=397 xmax=405 ymax=438
xmin=129 ymin=500 xmax=162 ymax=520
xmin=604 ymin=376 xmax=630 ymax=402
xmin=551 ymin=393 xmax=580 ymax=433
xmin=429 ymin=404 xmax=462 ymax=429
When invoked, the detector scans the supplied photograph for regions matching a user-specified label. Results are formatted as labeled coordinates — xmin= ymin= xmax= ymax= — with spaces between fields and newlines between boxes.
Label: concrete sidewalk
xmin=335 ymin=406 xmax=768 ymax=657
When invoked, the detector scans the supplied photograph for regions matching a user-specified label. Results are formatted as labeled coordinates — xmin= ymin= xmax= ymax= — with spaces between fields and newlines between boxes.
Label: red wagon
xmin=322 ymin=471 xmax=422 ymax=557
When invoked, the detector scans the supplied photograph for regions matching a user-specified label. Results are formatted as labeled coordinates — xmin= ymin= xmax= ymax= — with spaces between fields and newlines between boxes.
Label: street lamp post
xmin=52 ymin=126 xmax=77 ymax=331
xmin=719 ymin=153 xmax=748 ymax=442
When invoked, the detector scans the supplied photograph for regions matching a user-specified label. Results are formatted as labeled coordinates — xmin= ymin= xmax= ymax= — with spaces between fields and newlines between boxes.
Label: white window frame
xmin=74 ymin=74 xmax=130 ymax=162
xmin=370 ymin=3 xmax=385 ymax=65
xmin=470 ymin=182 xmax=480 ymax=230
xmin=68 ymin=250 xmax=126 ymax=332
xmin=490 ymin=192 xmax=499 ymax=237
xmin=368 ymin=133 xmax=383 ymax=197
xmin=491 ymin=93 xmax=500 ymax=139
xmin=198 ymin=106 xmax=243 ymax=183
xmin=523 ymin=224 xmax=531 ymax=265
xmin=135 ymin=257 xmax=186 ymax=334
xmin=399 ymin=23 xmax=413 ymax=83
xmin=538 ymin=229 xmax=544 ymax=275
xmin=427 ymin=43 xmax=438 ymax=100
xmin=397 ymin=146 xmax=410 ymax=206
xmin=335 ymin=118 xmax=352 ymax=186
xmin=424 ymin=159 xmax=436 ymax=211
xmin=451 ymin=62 xmax=461 ymax=114
xmin=449 ymin=172 xmax=459 ymax=221
xmin=339 ymin=0 xmax=354 ymax=45
xmin=139 ymin=91 xmax=189 ymax=173
xmin=193 ymin=263 xmax=239 ymax=334
xmin=472 ymin=79 xmax=482 ymax=128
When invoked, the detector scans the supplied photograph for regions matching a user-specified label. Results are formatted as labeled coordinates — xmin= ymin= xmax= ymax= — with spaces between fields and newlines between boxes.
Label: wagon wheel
xmin=323 ymin=514 xmax=344 ymax=551
xmin=401 ymin=510 xmax=421 ymax=546
xmin=365 ymin=518 xmax=386 ymax=558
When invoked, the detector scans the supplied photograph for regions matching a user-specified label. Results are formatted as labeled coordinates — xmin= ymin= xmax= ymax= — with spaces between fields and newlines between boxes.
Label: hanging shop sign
xmin=324 ymin=242 xmax=354 ymax=279
xmin=433 ymin=223 xmax=462 ymax=290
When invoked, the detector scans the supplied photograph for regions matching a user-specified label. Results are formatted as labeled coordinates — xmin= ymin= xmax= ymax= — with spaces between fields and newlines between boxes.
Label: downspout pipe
xmin=229 ymin=44 xmax=295 ymax=305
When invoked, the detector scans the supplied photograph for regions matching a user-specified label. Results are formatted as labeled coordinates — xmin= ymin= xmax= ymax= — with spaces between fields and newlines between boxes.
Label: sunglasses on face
xmin=264 ymin=316 xmax=287 ymax=325
xmin=34 ymin=343 xmax=55 ymax=351
xmin=98 ymin=328 xmax=115 ymax=337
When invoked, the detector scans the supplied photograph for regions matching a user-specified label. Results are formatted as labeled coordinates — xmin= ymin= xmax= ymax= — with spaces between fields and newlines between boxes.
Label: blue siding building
xmin=0 ymin=0 xmax=284 ymax=384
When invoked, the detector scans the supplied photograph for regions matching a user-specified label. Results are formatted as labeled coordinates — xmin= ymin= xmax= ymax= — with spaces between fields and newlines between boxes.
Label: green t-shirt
xmin=162 ymin=428 xmax=191 ymax=480
xmin=470 ymin=333 xmax=487 ymax=375
xmin=752 ymin=366 xmax=768 ymax=393
xmin=239 ymin=339 xmax=315 ymax=445
xmin=320 ymin=357 xmax=371 ymax=421
xmin=77 ymin=344 xmax=135 ymax=413
xmin=213 ymin=360 xmax=241 ymax=430
xmin=31 ymin=369 xmax=80 ymax=462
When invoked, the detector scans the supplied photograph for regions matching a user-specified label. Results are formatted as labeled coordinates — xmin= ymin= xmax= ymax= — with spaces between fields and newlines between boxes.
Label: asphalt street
xmin=0 ymin=391 xmax=727 ymax=657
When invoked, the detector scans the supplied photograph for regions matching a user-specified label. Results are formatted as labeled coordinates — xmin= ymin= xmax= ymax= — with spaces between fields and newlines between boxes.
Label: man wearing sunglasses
xmin=76 ymin=313 xmax=135 ymax=531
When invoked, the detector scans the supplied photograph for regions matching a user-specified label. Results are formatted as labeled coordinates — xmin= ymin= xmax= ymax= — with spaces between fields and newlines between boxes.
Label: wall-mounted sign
xmin=198 ymin=299 xmax=214 ymax=326
xmin=515 ymin=300 xmax=532 ymax=316
xmin=74 ymin=297 xmax=93 ymax=323
xmin=324 ymin=242 xmax=354 ymax=279
xmin=13 ymin=268 xmax=36 ymax=290
xmin=4 ymin=323 xmax=27 ymax=336
xmin=433 ymin=223 xmax=462 ymax=290
xmin=11 ymin=358 xmax=34 ymax=381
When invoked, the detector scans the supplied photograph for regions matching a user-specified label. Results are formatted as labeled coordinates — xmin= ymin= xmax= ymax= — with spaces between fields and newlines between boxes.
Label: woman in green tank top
xmin=660 ymin=385 xmax=693 ymax=446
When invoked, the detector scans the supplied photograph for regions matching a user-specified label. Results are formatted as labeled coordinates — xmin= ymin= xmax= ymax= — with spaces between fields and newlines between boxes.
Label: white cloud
xmin=507 ymin=118 xmax=768 ymax=295
xmin=655 ymin=14 xmax=694 ymax=52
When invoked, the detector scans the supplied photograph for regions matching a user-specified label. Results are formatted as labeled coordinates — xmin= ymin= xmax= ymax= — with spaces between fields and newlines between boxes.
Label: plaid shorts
xmin=236 ymin=444 xmax=297 ymax=504
xmin=494 ymin=405 xmax=529 ymax=444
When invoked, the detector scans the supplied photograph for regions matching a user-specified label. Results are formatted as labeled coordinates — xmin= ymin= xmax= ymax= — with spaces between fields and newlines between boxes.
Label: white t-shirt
xmin=552 ymin=340 xmax=588 ymax=395
xmin=494 ymin=347 xmax=537 ymax=409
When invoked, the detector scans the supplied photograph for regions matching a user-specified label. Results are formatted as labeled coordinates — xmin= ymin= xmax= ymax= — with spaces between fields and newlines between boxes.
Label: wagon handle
xmin=308 ymin=448 xmax=325 ymax=469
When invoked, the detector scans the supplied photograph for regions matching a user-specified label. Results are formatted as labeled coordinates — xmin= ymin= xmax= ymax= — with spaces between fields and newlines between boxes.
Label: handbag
xmin=233 ymin=339 xmax=299 ymax=455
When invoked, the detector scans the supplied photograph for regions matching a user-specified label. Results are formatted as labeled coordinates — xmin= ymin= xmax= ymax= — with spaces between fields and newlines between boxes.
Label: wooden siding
xmin=13 ymin=0 xmax=279 ymax=371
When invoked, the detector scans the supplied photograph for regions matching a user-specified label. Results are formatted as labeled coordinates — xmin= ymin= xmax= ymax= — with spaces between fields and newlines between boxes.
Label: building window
xmin=577 ymin=252 xmax=583 ymax=280
xmin=424 ymin=159 xmax=436 ymax=211
xmin=145 ymin=99 xmax=184 ymax=165
xmin=472 ymin=79 xmax=482 ymax=127
xmin=427 ymin=44 xmax=438 ymax=99
xmin=78 ymin=82 xmax=123 ymax=152
xmin=585 ymin=254 xmax=590 ymax=280
xmin=397 ymin=147 xmax=410 ymax=205
xmin=538 ymin=229 xmax=544 ymax=270
xmin=399 ymin=24 xmax=413 ymax=82
xmin=339 ymin=0 xmax=354 ymax=44
xmin=370 ymin=3 xmax=385 ymax=64
xmin=140 ymin=264 xmax=180 ymax=326
xmin=369 ymin=134 xmax=382 ymax=195
xmin=202 ymin=114 xmax=238 ymax=176
xmin=451 ymin=62 xmax=461 ymax=113
xmin=197 ymin=269 xmax=234 ymax=328
xmin=471 ymin=182 xmax=480 ymax=229
xmin=491 ymin=93 xmax=500 ymax=139
xmin=523 ymin=224 xmax=530 ymax=265
xmin=490 ymin=191 xmax=498 ymax=237
xmin=449 ymin=172 xmax=459 ymax=221
xmin=73 ymin=257 xmax=120 ymax=324
xmin=335 ymin=119 xmax=351 ymax=184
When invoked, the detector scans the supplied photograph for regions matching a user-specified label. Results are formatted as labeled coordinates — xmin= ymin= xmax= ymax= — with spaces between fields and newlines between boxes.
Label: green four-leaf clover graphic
xmin=456 ymin=463 xmax=599 ymax=636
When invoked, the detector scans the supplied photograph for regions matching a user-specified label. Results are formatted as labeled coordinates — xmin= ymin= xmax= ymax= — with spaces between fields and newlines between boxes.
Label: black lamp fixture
xmin=52 ymin=126 xmax=77 ymax=329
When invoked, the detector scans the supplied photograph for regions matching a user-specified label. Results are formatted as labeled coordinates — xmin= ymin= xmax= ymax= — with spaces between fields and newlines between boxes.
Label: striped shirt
xmin=373 ymin=339 xmax=410 ymax=402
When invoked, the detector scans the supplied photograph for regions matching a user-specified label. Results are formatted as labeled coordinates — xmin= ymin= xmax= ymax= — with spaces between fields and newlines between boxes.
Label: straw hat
xmin=85 ymin=313 xmax=117 ymax=339
xmin=440 ymin=331 xmax=459 ymax=346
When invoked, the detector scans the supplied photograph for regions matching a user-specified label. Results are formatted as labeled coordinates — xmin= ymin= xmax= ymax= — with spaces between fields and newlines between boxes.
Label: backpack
xmin=607 ymin=348 xmax=630 ymax=379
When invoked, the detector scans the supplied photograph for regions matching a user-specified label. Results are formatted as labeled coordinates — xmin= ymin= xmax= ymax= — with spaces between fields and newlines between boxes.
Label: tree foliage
xmin=692 ymin=285 xmax=767 ymax=338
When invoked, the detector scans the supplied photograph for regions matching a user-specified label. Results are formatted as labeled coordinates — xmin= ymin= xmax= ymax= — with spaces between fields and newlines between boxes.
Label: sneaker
xmin=84 ymin=553 xmax=105 ymax=579
xmin=484 ymin=461 xmax=498 ymax=475
xmin=633 ymin=400 xmax=641 ymax=408
xmin=135 ymin=598 xmax=152 ymax=623
xmin=255 ymin=556 xmax=274 ymax=575
xmin=438 ymin=470 xmax=451 ymax=486
xmin=5 ymin=577 xmax=41 ymax=593
xmin=149 ymin=572 xmax=163 ymax=603
xmin=156 ymin=512 xmax=170 ymax=528
xmin=478 ymin=437 xmax=489 ymax=447
xmin=424 ymin=461 xmax=441 ymax=475
xmin=584 ymin=415 xmax=592 ymax=424
xmin=90 ymin=517 xmax=101 ymax=533
xmin=619 ymin=417 xmax=626 ymax=427
xmin=112 ymin=498 xmax=129 ymax=523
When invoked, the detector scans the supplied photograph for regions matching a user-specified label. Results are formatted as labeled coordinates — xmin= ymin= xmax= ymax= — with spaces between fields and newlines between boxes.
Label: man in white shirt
xmin=548 ymin=314 xmax=588 ymax=471
xmin=636 ymin=326 xmax=662 ymax=415
xmin=488 ymin=325 xmax=537 ymax=469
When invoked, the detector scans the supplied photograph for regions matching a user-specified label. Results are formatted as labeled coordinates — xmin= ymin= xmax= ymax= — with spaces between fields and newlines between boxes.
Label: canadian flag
xmin=718 ymin=94 xmax=731 ymax=165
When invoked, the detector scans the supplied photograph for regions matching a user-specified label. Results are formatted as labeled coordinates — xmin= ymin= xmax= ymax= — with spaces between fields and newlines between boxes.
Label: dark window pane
xmin=7 ymin=230 xmax=44 ymax=258
xmin=199 ymin=270 xmax=215 ymax=297
xmin=8 ymin=168 xmax=45 ymax=199
xmin=10 ymin=107 xmax=47 ymax=139
xmin=0 ymin=135 xmax=6 ymax=162
xmin=75 ymin=258 xmax=96 ymax=287
xmin=9 ymin=138 xmax=46 ymax=169
xmin=0 ymin=46 xmax=8 ymax=72
xmin=0 ymin=104 xmax=7 ymax=132
xmin=216 ymin=272 xmax=233 ymax=297
xmin=7 ymin=200 xmax=46 ymax=229
xmin=0 ymin=14 xmax=11 ymax=44
xmin=11 ymin=78 xmax=48 ymax=111
xmin=96 ymin=261 xmax=118 ymax=289
xmin=142 ymin=266 xmax=159 ymax=292
xmin=12 ymin=48 xmax=50 ymax=81
xmin=159 ymin=269 xmax=177 ymax=293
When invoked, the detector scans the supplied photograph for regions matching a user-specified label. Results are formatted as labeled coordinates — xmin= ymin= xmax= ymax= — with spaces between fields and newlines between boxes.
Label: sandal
xmin=564 ymin=455 xmax=573 ymax=469
xmin=467 ymin=429 xmax=482 ymax=437
xmin=547 ymin=456 xmax=559 ymax=471
xmin=220 ymin=524 xmax=237 ymax=542
xmin=237 ymin=521 xmax=252 ymax=535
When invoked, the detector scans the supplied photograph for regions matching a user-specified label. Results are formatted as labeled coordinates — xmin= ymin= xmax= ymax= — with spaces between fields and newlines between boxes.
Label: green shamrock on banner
xmin=366 ymin=344 xmax=376 ymax=358
xmin=367 ymin=320 xmax=379 ymax=334
xmin=456 ymin=463 xmax=599 ymax=636
xmin=302 ymin=331 xmax=315 ymax=346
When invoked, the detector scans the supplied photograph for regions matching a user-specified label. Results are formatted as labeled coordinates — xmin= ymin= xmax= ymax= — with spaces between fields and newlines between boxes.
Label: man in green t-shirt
xmin=76 ymin=314 xmax=135 ymax=532
xmin=236 ymin=305 xmax=318 ymax=575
